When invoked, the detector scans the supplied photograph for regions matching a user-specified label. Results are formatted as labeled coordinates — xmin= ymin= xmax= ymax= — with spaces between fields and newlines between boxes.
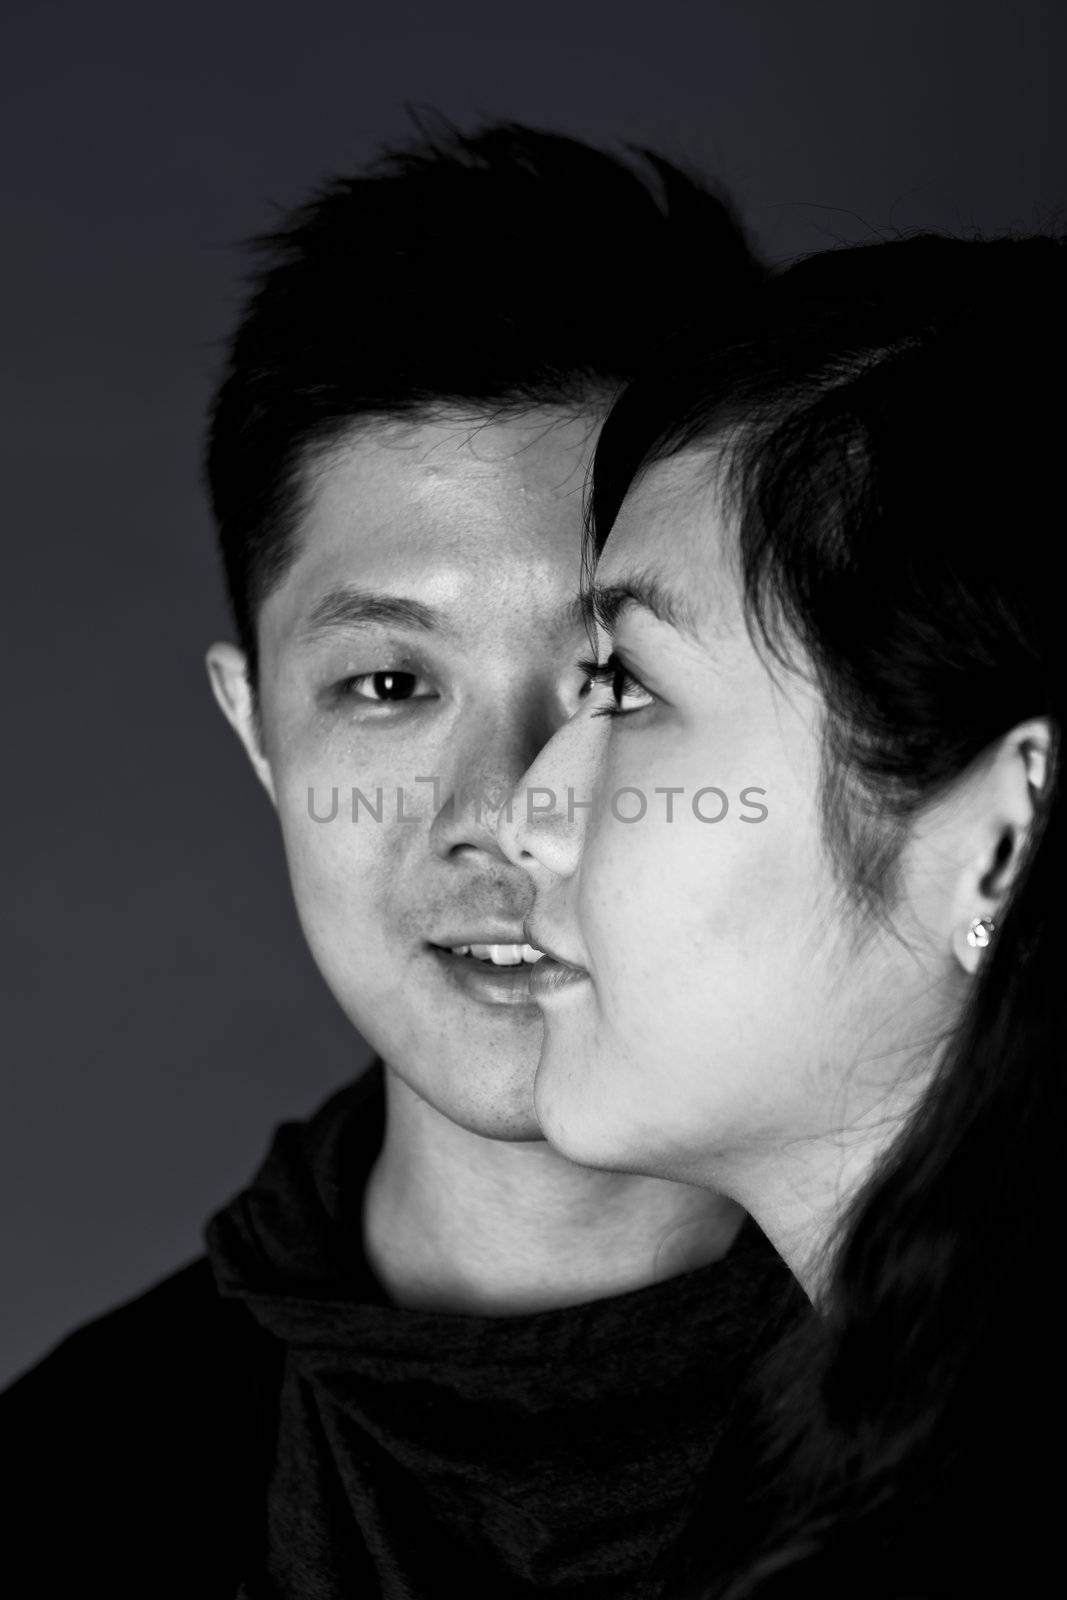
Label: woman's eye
xmin=337 ymin=670 xmax=435 ymax=703
xmin=577 ymin=652 xmax=655 ymax=719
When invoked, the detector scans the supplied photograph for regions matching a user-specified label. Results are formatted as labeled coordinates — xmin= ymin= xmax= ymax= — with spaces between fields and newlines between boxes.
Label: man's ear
xmin=205 ymin=642 xmax=276 ymax=804
xmin=950 ymin=717 xmax=1052 ymax=975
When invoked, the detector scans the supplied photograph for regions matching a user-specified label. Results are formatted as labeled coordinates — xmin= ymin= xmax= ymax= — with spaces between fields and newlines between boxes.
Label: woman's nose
xmin=497 ymin=705 xmax=598 ymax=885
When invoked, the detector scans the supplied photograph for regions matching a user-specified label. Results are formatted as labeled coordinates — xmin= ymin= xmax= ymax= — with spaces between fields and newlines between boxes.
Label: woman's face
xmin=502 ymin=453 xmax=964 ymax=1240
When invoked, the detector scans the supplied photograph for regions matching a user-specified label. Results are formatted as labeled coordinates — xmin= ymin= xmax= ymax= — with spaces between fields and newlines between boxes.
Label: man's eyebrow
xmin=581 ymin=573 xmax=700 ymax=641
xmin=561 ymin=593 xmax=589 ymax=630
xmin=298 ymin=585 xmax=589 ymax=642
xmin=298 ymin=587 xmax=447 ymax=641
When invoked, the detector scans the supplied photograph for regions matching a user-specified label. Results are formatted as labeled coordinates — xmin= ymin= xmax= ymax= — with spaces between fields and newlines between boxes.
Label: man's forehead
xmin=309 ymin=408 xmax=600 ymax=501
xmin=260 ymin=409 xmax=599 ymax=650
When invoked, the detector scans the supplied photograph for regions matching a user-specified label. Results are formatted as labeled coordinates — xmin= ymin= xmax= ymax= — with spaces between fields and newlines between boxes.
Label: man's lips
xmin=422 ymin=917 xmax=588 ymax=1008
xmin=428 ymin=940 xmax=542 ymax=1008
xmin=424 ymin=922 xmax=545 ymax=1009
xmin=430 ymin=924 xmax=530 ymax=948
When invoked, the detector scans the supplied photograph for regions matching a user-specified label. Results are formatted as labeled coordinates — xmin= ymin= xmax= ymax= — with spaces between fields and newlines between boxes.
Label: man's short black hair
xmin=205 ymin=117 xmax=762 ymax=674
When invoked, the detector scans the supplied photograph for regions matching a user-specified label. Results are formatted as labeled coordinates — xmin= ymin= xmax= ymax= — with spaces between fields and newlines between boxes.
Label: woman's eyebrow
xmin=582 ymin=573 xmax=699 ymax=641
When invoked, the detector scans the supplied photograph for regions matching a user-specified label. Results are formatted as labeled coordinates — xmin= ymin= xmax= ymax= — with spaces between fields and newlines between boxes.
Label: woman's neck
xmin=731 ymin=1091 xmax=927 ymax=1301
xmin=362 ymin=1063 xmax=747 ymax=1315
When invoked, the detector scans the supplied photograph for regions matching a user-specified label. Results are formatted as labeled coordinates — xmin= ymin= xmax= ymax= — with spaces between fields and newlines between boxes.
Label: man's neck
xmin=362 ymin=1067 xmax=745 ymax=1315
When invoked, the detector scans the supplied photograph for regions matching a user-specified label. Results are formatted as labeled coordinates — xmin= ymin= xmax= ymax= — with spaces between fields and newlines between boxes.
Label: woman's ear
xmin=950 ymin=718 xmax=1052 ymax=975
xmin=205 ymin=642 xmax=277 ymax=804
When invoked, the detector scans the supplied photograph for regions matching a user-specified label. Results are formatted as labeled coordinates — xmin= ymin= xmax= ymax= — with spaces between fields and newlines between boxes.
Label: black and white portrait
xmin=4 ymin=5 xmax=1065 ymax=1597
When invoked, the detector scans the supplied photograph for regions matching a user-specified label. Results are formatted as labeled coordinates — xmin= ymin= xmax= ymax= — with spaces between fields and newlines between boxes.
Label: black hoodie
xmin=2 ymin=1065 xmax=801 ymax=1599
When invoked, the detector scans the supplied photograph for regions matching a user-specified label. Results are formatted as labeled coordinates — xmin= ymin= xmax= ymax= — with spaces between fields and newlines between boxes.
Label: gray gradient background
xmin=2 ymin=0 xmax=1064 ymax=1386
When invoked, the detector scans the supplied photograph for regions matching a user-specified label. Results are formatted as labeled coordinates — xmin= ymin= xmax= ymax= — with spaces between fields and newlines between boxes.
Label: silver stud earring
xmin=966 ymin=916 xmax=996 ymax=950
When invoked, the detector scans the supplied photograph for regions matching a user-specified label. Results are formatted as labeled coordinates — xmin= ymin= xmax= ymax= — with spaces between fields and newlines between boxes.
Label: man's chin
xmin=380 ymin=1052 xmax=547 ymax=1144
xmin=416 ymin=1083 xmax=547 ymax=1144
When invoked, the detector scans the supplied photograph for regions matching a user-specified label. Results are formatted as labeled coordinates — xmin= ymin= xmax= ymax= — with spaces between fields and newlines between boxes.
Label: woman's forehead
xmin=596 ymin=453 xmax=740 ymax=640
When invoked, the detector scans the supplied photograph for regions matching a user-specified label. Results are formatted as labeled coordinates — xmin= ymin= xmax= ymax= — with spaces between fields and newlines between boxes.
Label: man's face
xmin=209 ymin=410 xmax=596 ymax=1139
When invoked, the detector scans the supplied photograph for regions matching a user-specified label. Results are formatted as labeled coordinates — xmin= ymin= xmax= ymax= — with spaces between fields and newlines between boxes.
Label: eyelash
xmin=577 ymin=652 xmax=654 ymax=719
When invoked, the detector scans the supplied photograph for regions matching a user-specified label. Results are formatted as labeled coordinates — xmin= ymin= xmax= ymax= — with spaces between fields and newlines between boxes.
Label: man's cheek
xmin=277 ymin=790 xmax=403 ymax=929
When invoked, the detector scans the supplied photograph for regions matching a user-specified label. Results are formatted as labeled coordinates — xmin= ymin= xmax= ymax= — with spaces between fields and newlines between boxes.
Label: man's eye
xmin=338 ymin=670 xmax=434 ymax=703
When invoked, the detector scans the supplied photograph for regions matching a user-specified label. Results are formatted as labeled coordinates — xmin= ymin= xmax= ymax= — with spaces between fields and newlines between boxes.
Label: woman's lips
xmin=518 ymin=921 xmax=588 ymax=992
xmin=520 ymin=924 xmax=591 ymax=999
xmin=528 ymin=955 xmax=590 ymax=998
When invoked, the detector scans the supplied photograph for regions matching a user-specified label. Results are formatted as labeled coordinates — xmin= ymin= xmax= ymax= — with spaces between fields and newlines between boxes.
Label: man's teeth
xmin=448 ymin=943 xmax=545 ymax=965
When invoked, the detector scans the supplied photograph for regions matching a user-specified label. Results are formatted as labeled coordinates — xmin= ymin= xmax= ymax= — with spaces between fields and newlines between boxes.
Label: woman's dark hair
xmin=589 ymin=235 xmax=1067 ymax=1595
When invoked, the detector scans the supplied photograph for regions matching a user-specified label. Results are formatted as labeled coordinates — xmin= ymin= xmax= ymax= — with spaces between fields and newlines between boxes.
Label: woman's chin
xmin=533 ymin=1036 xmax=739 ymax=1188
xmin=533 ymin=1040 xmax=636 ymax=1172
